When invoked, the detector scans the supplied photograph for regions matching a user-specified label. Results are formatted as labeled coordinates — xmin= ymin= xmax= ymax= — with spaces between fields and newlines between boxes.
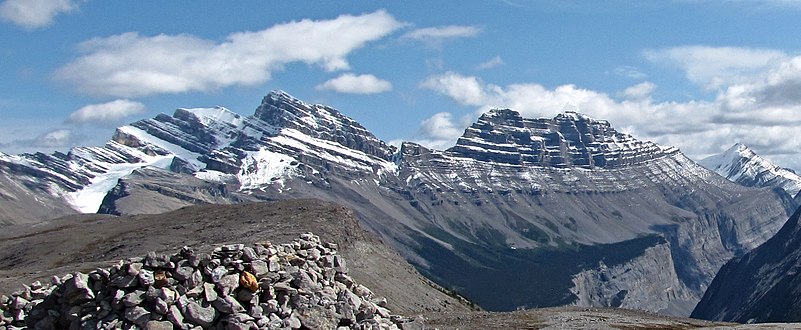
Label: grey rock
xmin=145 ymin=320 xmax=174 ymax=330
xmin=186 ymin=270 xmax=203 ymax=289
xmin=124 ymin=306 xmax=151 ymax=326
xmin=267 ymin=256 xmax=281 ymax=272
xmin=139 ymin=269 xmax=155 ymax=287
xmin=153 ymin=297 xmax=169 ymax=315
xmin=225 ymin=322 xmax=249 ymax=330
xmin=173 ymin=266 xmax=194 ymax=282
xmin=210 ymin=266 xmax=228 ymax=283
xmin=249 ymin=260 xmax=269 ymax=277
xmin=202 ymin=283 xmax=218 ymax=303
xmin=184 ymin=301 xmax=217 ymax=328
xmin=61 ymin=272 xmax=94 ymax=304
xmin=122 ymin=290 xmax=145 ymax=307
xmin=285 ymin=312 xmax=301 ymax=329
xmin=10 ymin=296 xmax=27 ymax=310
xmin=236 ymin=290 xmax=255 ymax=305
xmin=110 ymin=274 xmax=139 ymax=288
xmin=212 ymin=296 xmax=245 ymax=315
xmin=241 ymin=247 xmax=258 ymax=262
xmin=166 ymin=305 xmax=185 ymax=329
xmin=217 ymin=274 xmax=239 ymax=296
xmin=159 ymin=287 xmax=177 ymax=305
xmin=128 ymin=262 xmax=143 ymax=276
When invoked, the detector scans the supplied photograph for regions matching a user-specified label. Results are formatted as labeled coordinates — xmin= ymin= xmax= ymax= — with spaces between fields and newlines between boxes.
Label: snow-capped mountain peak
xmin=699 ymin=143 xmax=801 ymax=196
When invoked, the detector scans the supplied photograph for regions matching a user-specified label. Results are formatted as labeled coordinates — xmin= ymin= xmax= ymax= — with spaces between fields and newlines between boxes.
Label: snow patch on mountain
xmin=237 ymin=148 xmax=299 ymax=190
xmin=184 ymin=106 xmax=243 ymax=128
xmin=65 ymin=157 xmax=173 ymax=213
xmin=699 ymin=143 xmax=801 ymax=196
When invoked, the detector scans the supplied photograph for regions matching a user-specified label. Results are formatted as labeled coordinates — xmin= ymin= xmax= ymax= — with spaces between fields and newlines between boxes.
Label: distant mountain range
xmin=699 ymin=143 xmax=801 ymax=198
xmin=0 ymin=90 xmax=796 ymax=315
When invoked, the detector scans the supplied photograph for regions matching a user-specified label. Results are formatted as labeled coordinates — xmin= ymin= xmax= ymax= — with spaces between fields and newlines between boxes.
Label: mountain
xmin=0 ymin=90 xmax=795 ymax=316
xmin=699 ymin=143 xmax=801 ymax=197
xmin=691 ymin=206 xmax=801 ymax=323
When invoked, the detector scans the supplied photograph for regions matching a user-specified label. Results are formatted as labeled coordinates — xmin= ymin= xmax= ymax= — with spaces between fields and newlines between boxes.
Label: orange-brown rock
xmin=240 ymin=271 xmax=258 ymax=292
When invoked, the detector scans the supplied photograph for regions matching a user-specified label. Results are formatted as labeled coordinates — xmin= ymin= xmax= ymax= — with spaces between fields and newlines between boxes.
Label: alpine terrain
xmin=699 ymin=143 xmax=801 ymax=198
xmin=0 ymin=90 xmax=796 ymax=316
xmin=692 ymin=206 xmax=801 ymax=323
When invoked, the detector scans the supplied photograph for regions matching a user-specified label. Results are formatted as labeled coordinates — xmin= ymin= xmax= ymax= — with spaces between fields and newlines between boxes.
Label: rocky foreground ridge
xmin=0 ymin=233 xmax=422 ymax=330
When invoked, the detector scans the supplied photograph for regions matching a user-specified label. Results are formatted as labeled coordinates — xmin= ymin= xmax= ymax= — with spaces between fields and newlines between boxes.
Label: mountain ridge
xmin=699 ymin=143 xmax=801 ymax=197
xmin=0 ymin=90 xmax=795 ymax=315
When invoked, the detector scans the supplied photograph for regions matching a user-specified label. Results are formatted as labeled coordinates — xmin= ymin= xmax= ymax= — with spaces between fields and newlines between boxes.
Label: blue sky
xmin=3 ymin=1 xmax=801 ymax=169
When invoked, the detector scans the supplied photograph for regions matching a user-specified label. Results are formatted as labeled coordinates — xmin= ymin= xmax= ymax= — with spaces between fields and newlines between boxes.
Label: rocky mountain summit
xmin=0 ymin=90 xmax=796 ymax=315
xmin=699 ymin=143 xmax=801 ymax=197
xmin=449 ymin=109 xmax=673 ymax=168
xmin=0 ymin=233 xmax=422 ymax=329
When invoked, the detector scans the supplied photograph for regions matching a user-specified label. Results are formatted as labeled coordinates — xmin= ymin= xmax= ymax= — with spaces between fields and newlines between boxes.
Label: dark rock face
xmin=692 ymin=206 xmax=801 ymax=323
xmin=0 ymin=90 xmax=796 ymax=316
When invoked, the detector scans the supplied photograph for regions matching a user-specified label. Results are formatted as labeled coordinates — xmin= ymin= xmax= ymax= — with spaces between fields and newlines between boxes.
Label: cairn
xmin=0 ymin=233 xmax=423 ymax=329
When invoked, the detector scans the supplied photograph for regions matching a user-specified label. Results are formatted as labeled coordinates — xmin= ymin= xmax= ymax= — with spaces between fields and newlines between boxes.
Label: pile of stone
xmin=0 ymin=233 xmax=423 ymax=329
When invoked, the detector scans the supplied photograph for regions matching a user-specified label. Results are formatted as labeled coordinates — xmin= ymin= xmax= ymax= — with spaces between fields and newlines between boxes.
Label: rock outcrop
xmin=0 ymin=233 xmax=422 ymax=329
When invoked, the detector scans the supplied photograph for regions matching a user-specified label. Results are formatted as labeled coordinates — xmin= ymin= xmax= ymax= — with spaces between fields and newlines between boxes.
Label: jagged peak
xmin=726 ymin=142 xmax=756 ymax=157
xmin=700 ymin=142 xmax=801 ymax=196
xmin=255 ymin=90 xmax=395 ymax=160
xmin=256 ymin=90 xmax=349 ymax=127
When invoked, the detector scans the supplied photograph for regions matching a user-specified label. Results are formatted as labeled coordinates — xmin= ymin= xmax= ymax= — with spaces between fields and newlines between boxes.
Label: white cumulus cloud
xmin=476 ymin=56 xmax=505 ymax=70
xmin=0 ymin=128 xmax=80 ymax=153
xmin=409 ymin=112 xmax=473 ymax=150
xmin=419 ymin=72 xmax=490 ymax=106
xmin=401 ymin=25 xmax=482 ymax=48
xmin=620 ymin=81 xmax=656 ymax=100
xmin=0 ymin=0 xmax=78 ymax=29
xmin=644 ymin=46 xmax=786 ymax=89
xmin=418 ymin=65 xmax=801 ymax=170
xmin=68 ymin=99 xmax=147 ymax=125
xmin=316 ymin=73 xmax=392 ymax=94
xmin=54 ymin=10 xmax=404 ymax=98
xmin=611 ymin=65 xmax=647 ymax=79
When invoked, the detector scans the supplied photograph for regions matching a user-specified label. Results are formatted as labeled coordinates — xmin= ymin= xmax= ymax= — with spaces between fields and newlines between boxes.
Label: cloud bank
xmin=55 ymin=10 xmax=404 ymax=98
xmin=0 ymin=0 xmax=78 ymax=29
xmin=476 ymin=56 xmax=505 ymax=70
xmin=68 ymin=99 xmax=147 ymax=125
xmin=401 ymin=25 xmax=482 ymax=48
xmin=416 ymin=46 xmax=801 ymax=169
xmin=316 ymin=73 xmax=392 ymax=94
